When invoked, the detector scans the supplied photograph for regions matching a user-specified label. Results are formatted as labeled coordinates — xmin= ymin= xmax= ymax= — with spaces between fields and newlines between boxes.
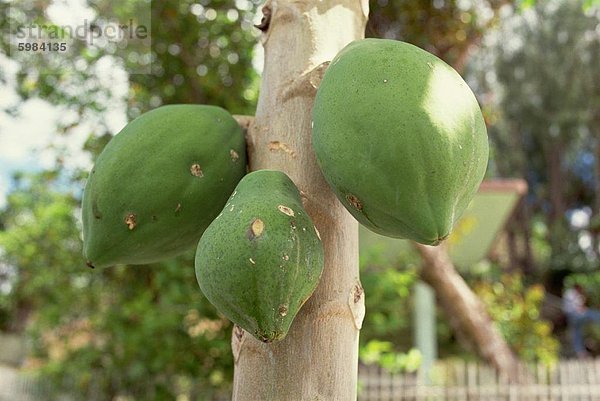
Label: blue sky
xmin=0 ymin=0 xmax=134 ymax=209
xmin=0 ymin=54 xmax=57 ymax=208
xmin=0 ymin=53 xmax=128 ymax=210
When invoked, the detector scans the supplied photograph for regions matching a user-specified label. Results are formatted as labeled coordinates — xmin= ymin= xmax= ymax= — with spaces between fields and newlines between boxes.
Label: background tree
xmin=368 ymin=0 xmax=512 ymax=73
xmin=479 ymin=0 xmax=599 ymax=274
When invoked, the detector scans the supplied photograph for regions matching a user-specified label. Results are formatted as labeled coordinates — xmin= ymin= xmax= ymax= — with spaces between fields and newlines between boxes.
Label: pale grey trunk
xmin=231 ymin=1 xmax=368 ymax=400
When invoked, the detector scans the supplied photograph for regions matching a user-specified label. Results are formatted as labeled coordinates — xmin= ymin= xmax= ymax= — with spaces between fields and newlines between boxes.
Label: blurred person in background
xmin=562 ymin=284 xmax=600 ymax=358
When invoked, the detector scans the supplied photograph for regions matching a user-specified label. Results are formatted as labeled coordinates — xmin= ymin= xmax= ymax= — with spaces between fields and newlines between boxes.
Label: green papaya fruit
xmin=312 ymin=39 xmax=489 ymax=245
xmin=82 ymin=104 xmax=246 ymax=268
xmin=195 ymin=170 xmax=324 ymax=343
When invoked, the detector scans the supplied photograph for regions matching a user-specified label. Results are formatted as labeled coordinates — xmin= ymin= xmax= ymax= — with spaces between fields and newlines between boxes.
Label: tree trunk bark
xmin=509 ymin=124 xmax=535 ymax=274
xmin=592 ymin=133 xmax=600 ymax=257
xmin=506 ymin=224 xmax=519 ymax=272
xmin=516 ymin=199 xmax=535 ymax=275
xmin=593 ymin=133 xmax=600 ymax=216
xmin=415 ymin=243 xmax=522 ymax=383
xmin=545 ymin=139 xmax=570 ymax=256
xmin=231 ymin=1 xmax=368 ymax=400
xmin=546 ymin=140 xmax=566 ymax=225
xmin=505 ymin=200 xmax=535 ymax=275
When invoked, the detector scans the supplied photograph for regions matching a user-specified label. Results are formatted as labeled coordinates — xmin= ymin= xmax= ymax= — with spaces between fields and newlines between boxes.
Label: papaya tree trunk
xmin=415 ymin=243 xmax=522 ymax=383
xmin=592 ymin=132 xmax=600 ymax=258
xmin=595 ymin=134 xmax=600 ymax=215
xmin=231 ymin=1 xmax=368 ymax=400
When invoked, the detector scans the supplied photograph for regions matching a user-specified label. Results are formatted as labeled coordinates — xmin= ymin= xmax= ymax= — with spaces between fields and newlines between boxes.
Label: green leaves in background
xmin=0 ymin=172 xmax=234 ymax=399
xmin=474 ymin=273 xmax=560 ymax=364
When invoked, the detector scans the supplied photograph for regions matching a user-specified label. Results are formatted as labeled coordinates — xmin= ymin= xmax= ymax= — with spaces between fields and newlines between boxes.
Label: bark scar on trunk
xmin=268 ymin=141 xmax=297 ymax=158
xmin=348 ymin=280 xmax=365 ymax=330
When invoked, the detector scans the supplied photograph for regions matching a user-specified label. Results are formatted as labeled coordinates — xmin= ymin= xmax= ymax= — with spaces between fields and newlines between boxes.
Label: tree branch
xmin=414 ymin=242 xmax=525 ymax=383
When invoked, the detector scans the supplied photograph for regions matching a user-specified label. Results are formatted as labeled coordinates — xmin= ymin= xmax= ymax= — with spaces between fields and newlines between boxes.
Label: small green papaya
xmin=195 ymin=170 xmax=324 ymax=343
xmin=312 ymin=39 xmax=489 ymax=245
xmin=82 ymin=104 xmax=246 ymax=268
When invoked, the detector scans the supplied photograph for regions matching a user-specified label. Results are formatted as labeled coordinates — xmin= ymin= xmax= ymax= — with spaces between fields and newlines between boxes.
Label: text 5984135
xmin=17 ymin=42 xmax=67 ymax=52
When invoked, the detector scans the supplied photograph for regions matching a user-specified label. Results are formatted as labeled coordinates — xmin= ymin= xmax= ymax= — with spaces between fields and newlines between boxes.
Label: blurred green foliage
xmin=358 ymin=242 xmax=420 ymax=371
xmin=473 ymin=273 xmax=560 ymax=364
xmin=359 ymin=247 xmax=561 ymax=367
xmin=0 ymin=172 xmax=234 ymax=399
xmin=360 ymin=243 xmax=418 ymax=345
xmin=129 ymin=1 xmax=261 ymax=116
xmin=0 ymin=171 xmax=82 ymax=333
xmin=360 ymin=341 xmax=422 ymax=373
xmin=480 ymin=0 xmax=599 ymax=270
xmin=368 ymin=0 xmax=511 ymax=73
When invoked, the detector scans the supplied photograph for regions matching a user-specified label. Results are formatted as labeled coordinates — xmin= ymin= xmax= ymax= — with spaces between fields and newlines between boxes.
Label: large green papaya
xmin=195 ymin=170 xmax=324 ymax=343
xmin=82 ymin=104 xmax=246 ymax=268
xmin=312 ymin=39 xmax=489 ymax=245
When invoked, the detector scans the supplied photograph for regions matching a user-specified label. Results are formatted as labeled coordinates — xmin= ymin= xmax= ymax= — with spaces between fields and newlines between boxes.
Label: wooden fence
xmin=0 ymin=366 xmax=47 ymax=401
xmin=358 ymin=359 xmax=600 ymax=401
